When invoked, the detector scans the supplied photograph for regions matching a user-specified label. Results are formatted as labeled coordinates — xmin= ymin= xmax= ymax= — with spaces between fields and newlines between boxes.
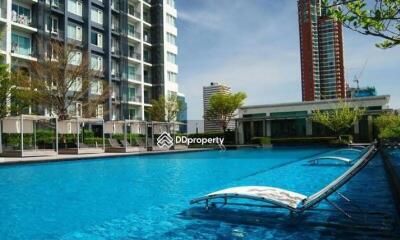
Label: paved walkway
xmin=0 ymin=148 xmax=211 ymax=165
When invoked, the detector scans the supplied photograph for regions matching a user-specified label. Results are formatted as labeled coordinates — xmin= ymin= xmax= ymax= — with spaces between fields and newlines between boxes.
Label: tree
xmin=0 ymin=61 xmax=32 ymax=119
xmin=29 ymin=41 xmax=109 ymax=120
xmin=312 ymin=101 xmax=365 ymax=136
xmin=323 ymin=0 xmax=400 ymax=48
xmin=204 ymin=92 xmax=247 ymax=132
xmin=147 ymin=95 xmax=184 ymax=122
xmin=374 ymin=112 xmax=400 ymax=139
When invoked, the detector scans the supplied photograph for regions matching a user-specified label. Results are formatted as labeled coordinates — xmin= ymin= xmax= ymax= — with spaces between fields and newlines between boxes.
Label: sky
xmin=176 ymin=0 xmax=400 ymax=120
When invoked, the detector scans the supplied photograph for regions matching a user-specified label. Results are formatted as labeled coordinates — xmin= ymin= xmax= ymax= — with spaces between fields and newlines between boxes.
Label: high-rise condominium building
xmin=203 ymin=82 xmax=231 ymax=133
xmin=298 ymin=0 xmax=345 ymax=101
xmin=0 ymin=0 xmax=182 ymax=121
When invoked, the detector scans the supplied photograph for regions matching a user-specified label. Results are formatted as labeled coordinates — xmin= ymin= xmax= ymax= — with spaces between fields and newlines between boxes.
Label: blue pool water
xmin=0 ymin=147 xmax=398 ymax=239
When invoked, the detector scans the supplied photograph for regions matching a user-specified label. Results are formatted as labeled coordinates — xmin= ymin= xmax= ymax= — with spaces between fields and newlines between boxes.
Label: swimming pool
xmin=0 ymin=147 xmax=398 ymax=239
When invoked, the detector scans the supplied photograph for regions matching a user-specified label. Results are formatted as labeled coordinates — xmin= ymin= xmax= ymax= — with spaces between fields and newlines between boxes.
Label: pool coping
xmin=0 ymin=148 xmax=215 ymax=166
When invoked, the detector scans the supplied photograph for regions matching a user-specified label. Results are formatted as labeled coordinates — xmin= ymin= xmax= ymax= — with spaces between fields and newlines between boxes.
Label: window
xmin=128 ymin=65 xmax=137 ymax=80
xmin=67 ymin=23 xmax=82 ymax=41
xmin=168 ymin=90 xmax=177 ymax=100
xmin=167 ymin=33 xmax=176 ymax=45
xmin=46 ymin=16 xmax=59 ymax=33
xmin=96 ymin=105 xmax=104 ymax=118
xmin=69 ymin=51 xmax=82 ymax=65
xmin=12 ymin=4 xmax=31 ymax=25
xmin=129 ymin=108 xmax=137 ymax=120
xmin=91 ymin=80 xmax=103 ymax=95
xmin=167 ymin=52 xmax=176 ymax=64
xmin=46 ymin=0 xmax=60 ymax=7
xmin=11 ymin=34 xmax=31 ymax=56
xmin=68 ymin=102 xmax=82 ymax=117
xmin=128 ymin=87 xmax=136 ymax=101
xmin=69 ymin=77 xmax=82 ymax=92
xmin=111 ymin=60 xmax=119 ymax=76
xmin=91 ymin=8 xmax=103 ymax=25
xmin=91 ymin=31 xmax=103 ymax=48
xmin=168 ymin=71 xmax=177 ymax=82
xmin=167 ymin=0 xmax=175 ymax=8
xmin=68 ymin=0 xmax=82 ymax=16
xmin=91 ymin=54 xmax=103 ymax=71
xmin=166 ymin=14 xmax=176 ymax=27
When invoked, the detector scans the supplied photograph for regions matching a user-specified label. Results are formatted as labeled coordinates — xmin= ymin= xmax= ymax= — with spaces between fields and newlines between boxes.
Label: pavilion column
xmin=266 ymin=120 xmax=271 ymax=137
xmin=306 ymin=118 xmax=313 ymax=136
xmin=354 ymin=120 xmax=360 ymax=135
xmin=262 ymin=120 xmax=266 ymax=137
xmin=367 ymin=116 xmax=373 ymax=141
xmin=237 ymin=121 xmax=244 ymax=144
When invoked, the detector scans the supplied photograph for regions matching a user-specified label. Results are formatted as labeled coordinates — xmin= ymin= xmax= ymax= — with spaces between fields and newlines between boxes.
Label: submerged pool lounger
xmin=308 ymin=156 xmax=353 ymax=165
xmin=190 ymin=144 xmax=377 ymax=218
xmin=334 ymin=148 xmax=363 ymax=153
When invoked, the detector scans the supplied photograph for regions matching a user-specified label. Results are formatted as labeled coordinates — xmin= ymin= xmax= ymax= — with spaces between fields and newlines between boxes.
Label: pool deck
xmin=0 ymin=148 xmax=212 ymax=165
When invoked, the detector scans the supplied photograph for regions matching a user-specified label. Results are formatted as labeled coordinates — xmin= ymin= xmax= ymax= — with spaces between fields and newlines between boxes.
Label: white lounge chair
xmin=190 ymin=144 xmax=377 ymax=218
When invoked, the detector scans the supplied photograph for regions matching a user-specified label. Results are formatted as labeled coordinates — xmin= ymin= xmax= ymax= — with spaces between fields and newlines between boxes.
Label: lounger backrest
xmin=301 ymin=144 xmax=376 ymax=210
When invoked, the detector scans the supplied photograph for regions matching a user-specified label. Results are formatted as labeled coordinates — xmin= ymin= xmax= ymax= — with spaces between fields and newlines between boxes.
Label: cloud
xmin=176 ymin=0 xmax=400 ymax=120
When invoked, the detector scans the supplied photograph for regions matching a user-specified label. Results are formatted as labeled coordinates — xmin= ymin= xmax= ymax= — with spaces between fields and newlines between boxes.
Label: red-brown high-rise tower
xmin=298 ymin=0 xmax=345 ymax=101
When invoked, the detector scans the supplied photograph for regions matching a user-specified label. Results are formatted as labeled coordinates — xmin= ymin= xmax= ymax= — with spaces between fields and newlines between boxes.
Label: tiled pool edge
xmin=0 ymin=148 xmax=214 ymax=166
xmin=381 ymin=150 xmax=400 ymax=218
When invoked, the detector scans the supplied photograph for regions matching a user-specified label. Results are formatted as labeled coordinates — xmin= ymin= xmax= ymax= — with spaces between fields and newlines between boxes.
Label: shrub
xmin=338 ymin=135 xmax=353 ymax=144
xmin=375 ymin=113 xmax=400 ymax=139
xmin=251 ymin=137 xmax=271 ymax=145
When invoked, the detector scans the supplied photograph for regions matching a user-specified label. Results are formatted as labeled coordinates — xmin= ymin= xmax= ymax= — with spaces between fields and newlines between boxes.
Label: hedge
xmin=251 ymin=137 xmax=271 ymax=145
xmin=188 ymin=131 xmax=236 ymax=145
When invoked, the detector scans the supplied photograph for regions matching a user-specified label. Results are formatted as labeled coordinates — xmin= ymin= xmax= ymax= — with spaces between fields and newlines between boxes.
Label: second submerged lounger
xmin=308 ymin=156 xmax=353 ymax=165
xmin=190 ymin=144 xmax=377 ymax=216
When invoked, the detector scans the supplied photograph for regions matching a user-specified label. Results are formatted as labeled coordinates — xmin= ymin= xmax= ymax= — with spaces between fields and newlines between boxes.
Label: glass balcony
xmin=11 ymin=39 xmax=32 ymax=56
xmin=128 ymin=73 xmax=141 ymax=81
xmin=128 ymin=95 xmax=141 ymax=102
xmin=128 ymin=51 xmax=141 ymax=60
xmin=128 ymin=29 xmax=141 ymax=39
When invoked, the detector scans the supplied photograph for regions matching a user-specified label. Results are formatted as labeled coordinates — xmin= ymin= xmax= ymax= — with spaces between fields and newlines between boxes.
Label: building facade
xmin=0 ymin=0 xmax=182 ymax=121
xmin=236 ymin=95 xmax=390 ymax=144
xmin=298 ymin=0 xmax=345 ymax=101
xmin=203 ymin=82 xmax=231 ymax=133
xmin=346 ymin=86 xmax=377 ymax=98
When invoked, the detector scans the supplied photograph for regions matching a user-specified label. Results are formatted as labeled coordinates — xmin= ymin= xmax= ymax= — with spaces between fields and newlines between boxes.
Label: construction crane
xmin=353 ymin=59 xmax=368 ymax=90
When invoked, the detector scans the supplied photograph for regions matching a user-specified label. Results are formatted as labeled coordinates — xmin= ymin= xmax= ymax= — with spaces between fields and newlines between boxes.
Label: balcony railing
xmin=128 ymin=52 xmax=141 ymax=60
xmin=144 ymin=76 xmax=152 ymax=84
xmin=0 ymin=8 xmax=6 ymax=19
xmin=128 ymin=96 xmax=141 ymax=102
xmin=143 ymin=55 xmax=151 ymax=63
xmin=128 ymin=10 xmax=141 ymax=19
xmin=143 ymin=13 xmax=151 ymax=23
xmin=49 ymin=30 xmax=64 ymax=40
xmin=128 ymin=74 xmax=141 ymax=81
xmin=11 ymin=43 xmax=32 ymax=56
xmin=12 ymin=13 xmax=33 ymax=27
xmin=128 ymin=30 xmax=141 ymax=39
xmin=143 ymin=34 xmax=151 ymax=44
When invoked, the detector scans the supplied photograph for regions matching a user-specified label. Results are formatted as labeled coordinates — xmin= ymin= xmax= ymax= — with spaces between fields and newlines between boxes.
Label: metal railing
xmin=12 ymin=13 xmax=33 ymax=26
xmin=128 ymin=31 xmax=141 ymax=39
